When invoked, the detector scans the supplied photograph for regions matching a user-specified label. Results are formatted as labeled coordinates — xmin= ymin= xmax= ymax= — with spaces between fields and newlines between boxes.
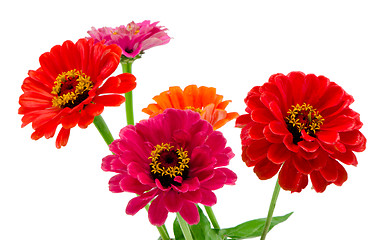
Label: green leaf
xmin=173 ymin=206 xmax=220 ymax=240
xmin=215 ymin=212 xmax=293 ymax=239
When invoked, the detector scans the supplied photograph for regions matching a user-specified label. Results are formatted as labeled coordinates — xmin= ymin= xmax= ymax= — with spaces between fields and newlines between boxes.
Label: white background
xmin=1 ymin=0 xmax=382 ymax=239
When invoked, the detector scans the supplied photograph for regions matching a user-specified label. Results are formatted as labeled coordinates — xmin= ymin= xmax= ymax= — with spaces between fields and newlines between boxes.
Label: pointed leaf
xmin=215 ymin=212 xmax=293 ymax=239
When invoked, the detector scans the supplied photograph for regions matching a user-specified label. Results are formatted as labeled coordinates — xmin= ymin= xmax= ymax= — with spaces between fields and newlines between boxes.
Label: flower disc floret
xmin=51 ymin=70 xmax=93 ymax=108
xmin=102 ymin=109 xmax=237 ymax=226
xmin=149 ymin=143 xmax=190 ymax=187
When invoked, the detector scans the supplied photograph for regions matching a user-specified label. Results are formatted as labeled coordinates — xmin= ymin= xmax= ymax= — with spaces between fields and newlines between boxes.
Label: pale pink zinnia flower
xmin=102 ymin=109 xmax=237 ymax=225
xmin=88 ymin=20 xmax=171 ymax=59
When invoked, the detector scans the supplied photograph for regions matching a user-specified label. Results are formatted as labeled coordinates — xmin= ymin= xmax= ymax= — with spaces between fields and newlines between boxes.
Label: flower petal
xmin=179 ymin=201 xmax=199 ymax=225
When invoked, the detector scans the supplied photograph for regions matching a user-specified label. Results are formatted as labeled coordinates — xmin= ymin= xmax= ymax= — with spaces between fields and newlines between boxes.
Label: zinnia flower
xmin=102 ymin=108 xmax=236 ymax=225
xmin=88 ymin=20 xmax=171 ymax=60
xmin=236 ymin=72 xmax=366 ymax=193
xmin=19 ymin=38 xmax=136 ymax=148
xmin=142 ymin=85 xmax=239 ymax=130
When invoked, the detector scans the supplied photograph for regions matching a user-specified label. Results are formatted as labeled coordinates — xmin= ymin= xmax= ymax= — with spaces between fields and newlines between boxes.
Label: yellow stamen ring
xmin=149 ymin=143 xmax=190 ymax=179
xmin=286 ymin=103 xmax=324 ymax=135
xmin=51 ymin=69 xmax=93 ymax=108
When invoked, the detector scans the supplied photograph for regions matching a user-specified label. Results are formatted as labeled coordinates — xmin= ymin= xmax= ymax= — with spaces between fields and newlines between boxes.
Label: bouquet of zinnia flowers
xmin=19 ymin=20 xmax=366 ymax=240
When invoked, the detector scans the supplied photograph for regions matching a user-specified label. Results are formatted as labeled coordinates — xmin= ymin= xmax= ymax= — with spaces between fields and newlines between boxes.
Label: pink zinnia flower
xmin=88 ymin=20 xmax=171 ymax=59
xmin=102 ymin=109 xmax=236 ymax=225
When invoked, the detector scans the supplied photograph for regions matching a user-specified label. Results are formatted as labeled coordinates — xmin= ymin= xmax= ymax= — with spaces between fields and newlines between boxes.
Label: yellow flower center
xmin=185 ymin=106 xmax=202 ymax=114
xmin=149 ymin=143 xmax=190 ymax=187
xmin=51 ymin=70 xmax=93 ymax=108
xmin=127 ymin=22 xmax=140 ymax=35
xmin=285 ymin=103 xmax=324 ymax=144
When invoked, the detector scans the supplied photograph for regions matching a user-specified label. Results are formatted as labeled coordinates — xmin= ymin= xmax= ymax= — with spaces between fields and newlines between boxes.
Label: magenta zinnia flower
xmin=88 ymin=20 xmax=171 ymax=59
xmin=102 ymin=109 xmax=236 ymax=225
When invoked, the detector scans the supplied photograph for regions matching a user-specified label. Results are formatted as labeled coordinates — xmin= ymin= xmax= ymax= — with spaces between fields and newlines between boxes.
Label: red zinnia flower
xmin=142 ymin=85 xmax=239 ymax=130
xmin=102 ymin=109 xmax=236 ymax=225
xmin=236 ymin=72 xmax=366 ymax=192
xmin=19 ymin=38 xmax=136 ymax=148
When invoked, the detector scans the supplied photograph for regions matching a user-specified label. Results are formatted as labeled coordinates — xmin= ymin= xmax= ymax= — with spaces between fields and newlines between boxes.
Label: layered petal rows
xmin=88 ymin=20 xmax=171 ymax=59
xmin=142 ymin=85 xmax=239 ymax=130
xmin=19 ymin=38 xmax=136 ymax=148
xmin=236 ymin=72 xmax=366 ymax=192
xmin=102 ymin=109 xmax=237 ymax=225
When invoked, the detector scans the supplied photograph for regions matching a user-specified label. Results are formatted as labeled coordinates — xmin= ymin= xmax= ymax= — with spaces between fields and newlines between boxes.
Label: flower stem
xmin=260 ymin=179 xmax=281 ymax=240
xmin=93 ymin=115 xmax=114 ymax=145
xmin=121 ymin=60 xmax=135 ymax=125
xmin=204 ymin=206 xmax=220 ymax=229
xmin=156 ymin=224 xmax=170 ymax=240
xmin=176 ymin=213 xmax=194 ymax=240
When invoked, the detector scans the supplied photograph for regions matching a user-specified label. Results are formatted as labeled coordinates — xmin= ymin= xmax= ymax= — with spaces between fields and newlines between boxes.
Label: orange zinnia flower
xmin=142 ymin=85 xmax=239 ymax=130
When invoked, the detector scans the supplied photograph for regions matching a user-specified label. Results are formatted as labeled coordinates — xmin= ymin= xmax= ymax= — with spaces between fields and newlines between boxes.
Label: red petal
xmin=264 ymin=125 xmax=283 ymax=143
xmin=322 ymin=115 xmax=355 ymax=132
xmin=269 ymin=121 xmax=290 ymax=135
xmin=317 ymin=131 xmax=340 ymax=144
xmin=235 ymin=114 xmax=252 ymax=128
xmin=249 ymin=123 xmax=266 ymax=140
xmin=253 ymin=158 xmax=281 ymax=180
xmin=334 ymin=161 xmax=348 ymax=186
xmin=78 ymin=111 xmax=94 ymax=129
xmin=293 ymin=156 xmax=313 ymax=174
xmin=93 ymin=94 xmax=125 ymax=107
xmin=267 ymin=143 xmax=291 ymax=164
xmin=61 ymin=111 xmax=81 ymax=129
xmin=331 ymin=149 xmax=358 ymax=166
xmin=97 ymin=73 xmax=136 ymax=94
xmin=55 ymin=127 xmax=70 ymax=149
xmin=84 ymin=103 xmax=104 ymax=117
xmin=251 ymin=108 xmax=275 ymax=124
xmin=298 ymin=140 xmax=319 ymax=152
xmin=310 ymin=171 xmax=329 ymax=193
xmin=319 ymin=158 xmax=338 ymax=182
xmin=278 ymin=159 xmax=301 ymax=192
xmin=246 ymin=139 xmax=270 ymax=162
xmin=317 ymin=84 xmax=344 ymax=112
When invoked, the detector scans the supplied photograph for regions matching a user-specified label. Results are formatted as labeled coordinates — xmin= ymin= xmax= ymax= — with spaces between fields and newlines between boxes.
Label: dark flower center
xmin=149 ymin=143 xmax=190 ymax=188
xmin=285 ymin=103 xmax=324 ymax=144
xmin=51 ymin=70 xmax=93 ymax=108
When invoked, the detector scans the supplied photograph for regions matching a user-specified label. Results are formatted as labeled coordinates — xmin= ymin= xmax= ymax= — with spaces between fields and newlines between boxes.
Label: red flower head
xmin=236 ymin=72 xmax=366 ymax=193
xmin=19 ymin=38 xmax=136 ymax=148
xmin=102 ymin=109 xmax=236 ymax=225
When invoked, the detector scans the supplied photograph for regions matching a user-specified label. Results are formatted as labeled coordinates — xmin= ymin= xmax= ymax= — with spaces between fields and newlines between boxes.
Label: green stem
xmin=121 ymin=61 xmax=135 ymax=125
xmin=204 ymin=206 xmax=220 ymax=229
xmin=260 ymin=179 xmax=281 ymax=240
xmin=93 ymin=115 xmax=114 ymax=145
xmin=142 ymin=204 xmax=170 ymax=240
xmin=176 ymin=213 xmax=194 ymax=240
xmin=156 ymin=224 xmax=170 ymax=240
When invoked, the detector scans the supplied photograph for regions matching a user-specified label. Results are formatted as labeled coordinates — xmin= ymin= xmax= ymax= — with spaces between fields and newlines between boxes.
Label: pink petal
xmin=199 ymin=189 xmax=217 ymax=206
xmin=179 ymin=201 xmax=200 ymax=225
xmin=148 ymin=194 xmax=169 ymax=226
xmin=126 ymin=189 xmax=158 ymax=215
xmin=120 ymin=176 xmax=152 ymax=194
xmin=164 ymin=190 xmax=183 ymax=212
